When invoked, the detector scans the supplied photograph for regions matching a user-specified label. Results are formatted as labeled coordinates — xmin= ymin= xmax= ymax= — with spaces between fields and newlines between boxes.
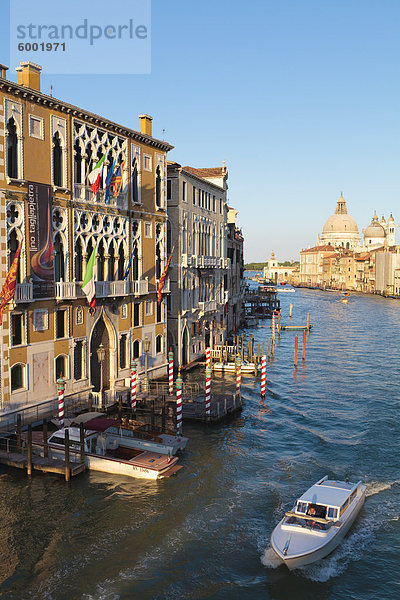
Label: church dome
xmin=364 ymin=211 xmax=386 ymax=238
xmin=322 ymin=193 xmax=359 ymax=235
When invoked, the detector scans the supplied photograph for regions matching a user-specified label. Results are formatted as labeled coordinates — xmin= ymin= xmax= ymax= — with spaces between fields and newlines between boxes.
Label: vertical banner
xmin=28 ymin=182 xmax=54 ymax=298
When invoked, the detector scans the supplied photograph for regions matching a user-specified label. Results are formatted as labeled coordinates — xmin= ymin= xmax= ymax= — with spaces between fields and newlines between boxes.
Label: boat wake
xmin=365 ymin=479 xmax=400 ymax=497
xmin=261 ymin=546 xmax=284 ymax=568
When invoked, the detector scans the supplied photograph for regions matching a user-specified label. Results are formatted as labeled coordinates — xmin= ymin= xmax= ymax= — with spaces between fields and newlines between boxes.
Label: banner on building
xmin=28 ymin=182 xmax=55 ymax=299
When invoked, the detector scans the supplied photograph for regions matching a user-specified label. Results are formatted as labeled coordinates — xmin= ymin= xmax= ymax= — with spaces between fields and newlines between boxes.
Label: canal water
xmin=1 ymin=284 xmax=400 ymax=600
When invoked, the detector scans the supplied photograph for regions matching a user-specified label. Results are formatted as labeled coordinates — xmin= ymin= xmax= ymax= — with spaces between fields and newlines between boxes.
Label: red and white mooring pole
xmin=130 ymin=360 xmax=137 ymax=413
xmin=176 ymin=371 xmax=183 ymax=433
xmin=261 ymin=355 xmax=267 ymax=397
xmin=206 ymin=347 xmax=211 ymax=369
xmin=57 ymin=377 xmax=65 ymax=429
xmin=236 ymin=356 xmax=242 ymax=395
xmin=168 ymin=350 xmax=174 ymax=395
xmin=205 ymin=366 xmax=211 ymax=415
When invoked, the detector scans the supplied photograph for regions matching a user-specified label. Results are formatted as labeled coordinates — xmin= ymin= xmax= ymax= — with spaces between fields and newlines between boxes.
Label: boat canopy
xmin=297 ymin=477 xmax=361 ymax=509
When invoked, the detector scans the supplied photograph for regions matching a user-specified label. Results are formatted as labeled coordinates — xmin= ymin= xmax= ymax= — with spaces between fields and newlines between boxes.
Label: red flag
xmin=0 ymin=238 xmax=23 ymax=325
xmin=157 ymin=246 xmax=174 ymax=305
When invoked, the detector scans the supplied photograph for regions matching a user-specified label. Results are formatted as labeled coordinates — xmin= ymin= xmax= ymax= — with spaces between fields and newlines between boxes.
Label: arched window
xmin=156 ymin=242 xmax=161 ymax=280
xmin=55 ymin=355 xmax=68 ymax=379
xmin=119 ymin=334 xmax=127 ymax=369
xmin=133 ymin=339 xmax=140 ymax=359
xmin=11 ymin=363 xmax=24 ymax=391
xmin=118 ymin=243 xmax=125 ymax=280
xmin=98 ymin=240 xmax=105 ymax=281
xmin=156 ymin=335 xmax=163 ymax=354
xmin=6 ymin=117 xmax=18 ymax=179
xmin=108 ymin=240 xmax=115 ymax=281
xmin=54 ymin=233 xmax=65 ymax=282
xmin=75 ymin=238 xmax=83 ymax=281
xmin=8 ymin=229 xmax=21 ymax=284
xmin=53 ymin=132 xmax=63 ymax=187
xmin=155 ymin=165 xmax=161 ymax=208
xmin=85 ymin=146 xmax=92 ymax=185
xmin=132 ymin=158 xmax=139 ymax=203
xmin=74 ymin=141 xmax=82 ymax=184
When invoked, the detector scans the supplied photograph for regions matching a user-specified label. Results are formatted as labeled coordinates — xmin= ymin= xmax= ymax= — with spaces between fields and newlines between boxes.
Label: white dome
xmin=322 ymin=194 xmax=359 ymax=235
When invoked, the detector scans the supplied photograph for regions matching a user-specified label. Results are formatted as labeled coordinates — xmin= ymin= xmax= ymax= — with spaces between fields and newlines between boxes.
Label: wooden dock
xmin=182 ymin=393 xmax=242 ymax=423
xmin=0 ymin=449 xmax=85 ymax=477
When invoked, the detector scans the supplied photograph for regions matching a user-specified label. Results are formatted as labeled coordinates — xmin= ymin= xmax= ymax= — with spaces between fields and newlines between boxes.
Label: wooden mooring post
xmin=64 ymin=429 xmax=71 ymax=482
xmin=43 ymin=419 xmax=48 ymax=458
xmin=80 ymin=423 xmax=85 ymax=467
xmin=294 ymin=335 xmax=298 ymax=367
xmin=27 ymin=425 xmax=32 ymax=476
xmin=16 ymin=414 xmax=22 ymax=453
xmin=302 ymin=330 xmax=306 ymax=361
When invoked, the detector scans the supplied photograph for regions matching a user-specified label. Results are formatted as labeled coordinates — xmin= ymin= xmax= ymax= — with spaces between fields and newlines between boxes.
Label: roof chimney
xmin=139 ymin=114 xmax=153 ymax=136
xmin=0 ymin=63 xmax=8 ymax=80
xmin=16 ymin=61 xmax=42 ymax=91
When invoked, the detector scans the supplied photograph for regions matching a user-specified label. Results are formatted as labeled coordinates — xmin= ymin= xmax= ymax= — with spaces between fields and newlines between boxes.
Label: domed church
xmin=363 ymin=211 xmax=395 ymax=248
xmin=317 ymin=193 xmax=360 ymax=250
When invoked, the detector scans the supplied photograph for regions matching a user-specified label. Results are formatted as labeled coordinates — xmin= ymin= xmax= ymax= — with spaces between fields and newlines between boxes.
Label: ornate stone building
xmin=0 ymin=61 xmax=172 ymax=411
xmin=167 ymin=162 xmax=231 ymax=365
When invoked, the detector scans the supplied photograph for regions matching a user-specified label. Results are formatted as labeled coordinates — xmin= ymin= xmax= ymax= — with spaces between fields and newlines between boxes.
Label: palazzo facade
xmin=0 ymin=61 xmax=172 ymax=411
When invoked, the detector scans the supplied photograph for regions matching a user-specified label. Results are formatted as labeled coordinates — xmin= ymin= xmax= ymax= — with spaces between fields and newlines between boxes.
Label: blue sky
xmin=1 ymin=0 xmax=399 ymax=262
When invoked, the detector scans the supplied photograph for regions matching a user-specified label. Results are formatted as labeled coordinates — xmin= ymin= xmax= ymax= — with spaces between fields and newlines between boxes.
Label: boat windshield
xmin=284 ymin=515 xmax=332 ymax=531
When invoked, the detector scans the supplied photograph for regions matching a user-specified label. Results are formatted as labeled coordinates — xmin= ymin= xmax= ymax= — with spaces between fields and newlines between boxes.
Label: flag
xmin=88 ymin=155 xmax=105 ymax=194
xmin=0 ymin=238 xmax=23 ymax=325
xmin=123 ymin=247 xmax=136 ymax=280
xmin=104 ymin=159 xmax=116 ymax=205
xmin=111 ymin=160 xmax=125 ymax=197
xmin=81 ymin=249 xmax=96 ymax=308
xmin=157 ymin=246 xmax=174 ymax=305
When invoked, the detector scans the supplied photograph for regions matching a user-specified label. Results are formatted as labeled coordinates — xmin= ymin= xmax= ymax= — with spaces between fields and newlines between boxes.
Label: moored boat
xmin=24 ymin=427 xmax=182 ymax=480
xmin=212 ymin=360 xmax=260 ymax=373
xmin=270 ymin=476 xmax=366 ymax=569
xmin=80 ymin=417 xmax=188 ymax=456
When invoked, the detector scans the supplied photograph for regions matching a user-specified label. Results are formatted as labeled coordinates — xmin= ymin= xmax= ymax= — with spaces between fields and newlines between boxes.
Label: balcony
xmin=74 ymin=184 xmax=128 ymax=209
xmin=133 ymin=278 xmax=149 ymax=296
xmin=15 ymin=281 xmax=34 ymax=303
xmin=220 ymin=257 xmax=231 ymax=269
xmin=55 ymin=279 xmax=129 ymax=300
xmin=96 ymin=280 xmax=129 ymax=298
xmin=198 ymin=299 xmax=217 ymax=313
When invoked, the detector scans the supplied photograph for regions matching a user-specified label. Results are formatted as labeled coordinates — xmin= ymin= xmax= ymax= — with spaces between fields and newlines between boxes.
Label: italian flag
xmin=88 ymin=155 xmax=105 ymax=194
xmin=82 ymin=249 xmax=96 ymax=308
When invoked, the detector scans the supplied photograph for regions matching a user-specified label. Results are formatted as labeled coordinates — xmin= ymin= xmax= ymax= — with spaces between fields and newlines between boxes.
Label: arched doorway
xmin=181 ymin=326 xmax=189 ymax=366
xmin=90 ymin=317 xmax=110 ymax=392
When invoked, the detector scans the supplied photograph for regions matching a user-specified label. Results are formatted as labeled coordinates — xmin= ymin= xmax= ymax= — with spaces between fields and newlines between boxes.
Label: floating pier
xmin=182 ymin=393 xmax=242 ymax=423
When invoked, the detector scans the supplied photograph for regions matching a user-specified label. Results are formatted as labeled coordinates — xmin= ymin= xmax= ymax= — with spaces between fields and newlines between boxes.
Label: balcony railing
xmin=198 ymin=299 xmax=217 ymax=313
xmin=133 ymin=278 xmax=149 ymax=296
xmin=74 ymin=184 xmax=128 ymax=209
xmin=15 ymin=281 xmax=34 ymax=303
xmin=56 ymin=279 xmax=129 ymax=300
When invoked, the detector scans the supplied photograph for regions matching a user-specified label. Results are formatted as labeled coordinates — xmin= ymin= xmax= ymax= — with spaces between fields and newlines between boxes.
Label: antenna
xmin=162 ymin=128 xmax=165 ymax=141
xmin=50 ymin=84 xmax=53 ymax=97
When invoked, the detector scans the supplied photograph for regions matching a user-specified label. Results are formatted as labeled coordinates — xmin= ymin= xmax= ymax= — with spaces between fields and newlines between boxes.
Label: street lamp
xmin=143 ymin=336 xmax=151 ymax=393
xmin=97 ymin=343 xmax=105 ymax=409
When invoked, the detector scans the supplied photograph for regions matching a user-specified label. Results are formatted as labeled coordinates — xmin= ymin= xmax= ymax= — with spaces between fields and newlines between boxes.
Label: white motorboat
xmin=212 ymin=360 xmax=260 ymax=373
xmin=270 ymin=475 xmax=366 ymax=569
xmin=25 ymin=427 xmax=182 ymax=480
xmin=79 ymin=416 xmax=188 ymax=456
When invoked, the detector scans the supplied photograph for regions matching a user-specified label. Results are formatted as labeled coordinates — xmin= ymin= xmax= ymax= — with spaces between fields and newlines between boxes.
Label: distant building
xmin=263 ymin=252 xmax=296 ymax=282
xmin=317 ymin=193 xmax=360 ymax=250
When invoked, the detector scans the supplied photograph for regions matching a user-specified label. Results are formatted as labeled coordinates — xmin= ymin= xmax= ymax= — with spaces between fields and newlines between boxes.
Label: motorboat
xmin=270 ymin=476 xmax=366 ymax=569
xmin=79 ymin=416 xmax=188 ymax=456
xmin=212 ymin=360 xmax=260 ymax=373
xmin=24 ymin=427 xmax=182 ymax=480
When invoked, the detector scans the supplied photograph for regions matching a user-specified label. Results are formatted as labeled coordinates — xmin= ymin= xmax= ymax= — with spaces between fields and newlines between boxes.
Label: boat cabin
xmin=283 ymin=476 xmax=362 ymax=531
xmin=48 ymin=427 xmax=107 ymax=454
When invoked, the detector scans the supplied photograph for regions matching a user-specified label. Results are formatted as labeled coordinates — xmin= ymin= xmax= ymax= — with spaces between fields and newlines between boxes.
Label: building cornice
xmin=0 ymin=77 xmax=174 ymax=153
